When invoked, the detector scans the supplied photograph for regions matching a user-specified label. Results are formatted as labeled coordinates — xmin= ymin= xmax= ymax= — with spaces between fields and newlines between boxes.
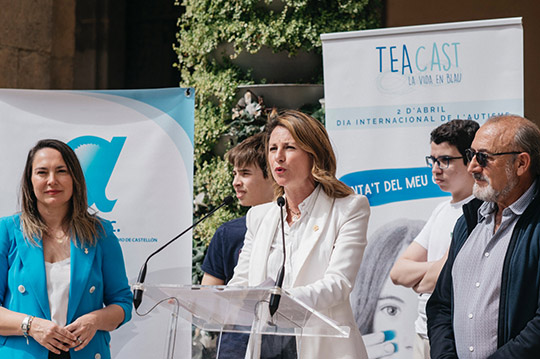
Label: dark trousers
xmin=48 ymin=351 xmax=70 ymax=359
xmin=217 ymin=333 xmax=297 ymax=359
xmin=260 ymin=335 xmax=297 ymax=359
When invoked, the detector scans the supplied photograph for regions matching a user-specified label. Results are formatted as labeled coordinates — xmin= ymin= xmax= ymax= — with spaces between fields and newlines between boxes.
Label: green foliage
xmin=175 ymin=0 xmax=382 ymax=284
xmin=176 ymin=0 xmax=382 ymax=60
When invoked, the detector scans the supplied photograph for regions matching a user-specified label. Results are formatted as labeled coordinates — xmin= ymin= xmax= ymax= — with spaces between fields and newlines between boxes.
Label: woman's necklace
xmin=55 ymin=234 xmax=68 ymax=244
xmin=48 ymin=230 xmax=69 ymax=244
xmin=289 ymin=206 xmax=301 ymax=223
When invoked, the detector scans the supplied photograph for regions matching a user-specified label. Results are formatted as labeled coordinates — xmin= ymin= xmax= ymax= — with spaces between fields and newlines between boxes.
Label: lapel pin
xmin=313 ymin=225 xmax=319 ymax=232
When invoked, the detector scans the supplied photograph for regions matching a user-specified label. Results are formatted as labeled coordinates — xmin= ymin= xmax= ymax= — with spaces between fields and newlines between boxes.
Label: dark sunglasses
xmin=465 ymin=148 xmax=522 ymax=167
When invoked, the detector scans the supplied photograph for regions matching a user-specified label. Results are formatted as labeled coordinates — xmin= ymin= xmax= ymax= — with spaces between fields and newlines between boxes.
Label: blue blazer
xmin=0 ymin=214 xmax=133 ymax=359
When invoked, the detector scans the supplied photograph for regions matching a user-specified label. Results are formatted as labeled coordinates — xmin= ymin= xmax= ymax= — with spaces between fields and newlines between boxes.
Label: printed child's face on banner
xmin=372 ymin=276 xmax=417 ymax=359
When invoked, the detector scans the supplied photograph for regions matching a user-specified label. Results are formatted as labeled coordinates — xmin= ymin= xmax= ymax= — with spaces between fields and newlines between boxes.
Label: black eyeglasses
xmin=425 ymin=155 xmax=463 ymax=169
xmin=465 ymin=148 xmax=522 ymax=167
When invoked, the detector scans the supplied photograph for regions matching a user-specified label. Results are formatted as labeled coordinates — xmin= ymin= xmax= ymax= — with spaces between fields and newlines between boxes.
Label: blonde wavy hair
xmin=265 ymin=110 xmax=353 ymax=199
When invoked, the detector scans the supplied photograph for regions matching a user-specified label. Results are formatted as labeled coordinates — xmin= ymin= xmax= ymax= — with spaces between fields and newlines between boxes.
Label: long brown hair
xmin=265 ymin=110 xmax=353 ymax=199
xmin=20 ymin=139 xmax=102 ymax=246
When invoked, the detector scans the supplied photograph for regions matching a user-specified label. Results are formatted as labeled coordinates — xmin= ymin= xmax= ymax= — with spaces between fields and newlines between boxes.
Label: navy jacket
xmin=427 ymin=180 xmax=540 ymax=358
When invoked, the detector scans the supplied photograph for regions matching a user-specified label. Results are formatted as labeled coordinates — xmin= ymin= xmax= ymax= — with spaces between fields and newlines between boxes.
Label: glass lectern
xmin=142 ymin=284 xmax=350 ymax=358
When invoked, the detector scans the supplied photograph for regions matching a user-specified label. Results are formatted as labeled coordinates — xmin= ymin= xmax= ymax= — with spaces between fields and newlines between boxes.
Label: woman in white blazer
xmin=229 ymin=110 xmax=370 ymax=359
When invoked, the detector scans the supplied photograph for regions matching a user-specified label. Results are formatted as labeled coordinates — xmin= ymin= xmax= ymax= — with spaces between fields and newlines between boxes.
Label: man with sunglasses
xmin=428 ymin=115 xmax=540 ymax=359
xmin=390 ymin=119 xmax=478 ymax=359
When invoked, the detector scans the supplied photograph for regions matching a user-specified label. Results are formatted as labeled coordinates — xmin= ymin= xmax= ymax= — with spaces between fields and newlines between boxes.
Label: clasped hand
xmin=29 ymin=313 xmax=98 ymax=354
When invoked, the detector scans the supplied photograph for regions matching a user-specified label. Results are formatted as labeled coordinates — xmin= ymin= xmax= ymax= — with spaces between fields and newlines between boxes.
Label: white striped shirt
xmin=452 ymin=181 xmax=536 ymax=358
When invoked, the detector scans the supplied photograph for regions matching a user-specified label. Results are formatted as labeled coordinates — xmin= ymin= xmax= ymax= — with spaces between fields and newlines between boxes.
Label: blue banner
xmin=340 ymin=167 xmax=449 ymax=206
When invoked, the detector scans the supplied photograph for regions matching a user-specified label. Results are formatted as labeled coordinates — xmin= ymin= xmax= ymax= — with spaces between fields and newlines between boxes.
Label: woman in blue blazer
xmin=0 ymin=139 xmax=132 ymax=359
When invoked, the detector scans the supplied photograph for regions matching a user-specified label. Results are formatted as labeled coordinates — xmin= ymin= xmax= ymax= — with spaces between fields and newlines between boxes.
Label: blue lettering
xmin=431 ymin=43 xmax=441 ymax=71
xmin=379 ymin=42 xmax=459 ymax=74
xmin=390 ymin=46 xmax=398 ymax=73
xmin=376 ymin=46 xmax=386 ymax=72
xmin=452 ymin=42 xmax=460 ymax=67
xmin=402 ymin=45 xmax=412 ymax=74
xmin=442 ymin=43 xmax=451 ymax=71
xmin=416 ymin=46 xmax=427 ymax=72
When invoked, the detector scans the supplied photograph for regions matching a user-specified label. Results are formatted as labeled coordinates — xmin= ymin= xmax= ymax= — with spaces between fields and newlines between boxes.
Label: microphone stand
xmin=269 ymin=196 xmax=286 ymax=316
xmin=133 ymin=196 xmax=234 ymax=310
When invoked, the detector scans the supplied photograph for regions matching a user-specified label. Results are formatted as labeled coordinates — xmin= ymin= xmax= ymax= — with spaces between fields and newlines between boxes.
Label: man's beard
xmin=473 ymin=163 xmax=518 ymax=202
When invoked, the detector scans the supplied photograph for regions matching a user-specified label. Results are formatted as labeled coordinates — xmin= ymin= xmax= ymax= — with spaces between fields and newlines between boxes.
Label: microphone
xmin=269 ymin=196 xmax=286 ymax=316
xmin=133 ymin=195 xmax=234 ymax=309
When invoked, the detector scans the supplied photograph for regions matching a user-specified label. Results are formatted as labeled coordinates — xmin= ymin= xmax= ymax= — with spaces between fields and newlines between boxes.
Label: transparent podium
xmin=143 ymin=284 xmax=351 ymax=359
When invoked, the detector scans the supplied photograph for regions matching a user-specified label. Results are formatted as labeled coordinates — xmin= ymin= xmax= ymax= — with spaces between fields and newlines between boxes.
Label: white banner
xmin=322 ymin=18 xmax=523 ymax=358
xmin=0 ymin=88 xmax=194 ymax=358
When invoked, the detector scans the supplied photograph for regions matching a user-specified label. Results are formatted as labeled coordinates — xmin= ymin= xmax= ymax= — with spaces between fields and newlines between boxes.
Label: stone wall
xmin=0 ymin=0 xmax=75 ymax=89
xmin=0 ymin=0 xmax=179 ymax=90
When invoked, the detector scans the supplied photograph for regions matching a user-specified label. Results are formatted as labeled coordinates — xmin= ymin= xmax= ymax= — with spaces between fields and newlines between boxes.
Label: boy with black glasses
xmin=389 ymin=119 xmax=479 ymax=359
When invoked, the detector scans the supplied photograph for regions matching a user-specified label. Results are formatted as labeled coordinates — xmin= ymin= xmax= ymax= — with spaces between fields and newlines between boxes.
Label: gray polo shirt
xmin=452 ymin=181 xmax=536 ymax=358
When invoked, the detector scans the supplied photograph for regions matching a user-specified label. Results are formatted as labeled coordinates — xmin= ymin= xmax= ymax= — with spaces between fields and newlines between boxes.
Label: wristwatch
xmin=21 ymin=315 xmax=34 ymax=345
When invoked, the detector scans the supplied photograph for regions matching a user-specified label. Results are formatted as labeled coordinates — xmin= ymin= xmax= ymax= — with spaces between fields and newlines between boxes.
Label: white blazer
xmin=229 ymin=188 xmax=370 ymax=359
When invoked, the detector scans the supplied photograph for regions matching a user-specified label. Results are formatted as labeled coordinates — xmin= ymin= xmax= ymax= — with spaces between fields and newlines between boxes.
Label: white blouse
xmin=266 ymin=185 xmax=320 ymax=287
xmin=45 ymin=257 xmax=71 ymax=326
